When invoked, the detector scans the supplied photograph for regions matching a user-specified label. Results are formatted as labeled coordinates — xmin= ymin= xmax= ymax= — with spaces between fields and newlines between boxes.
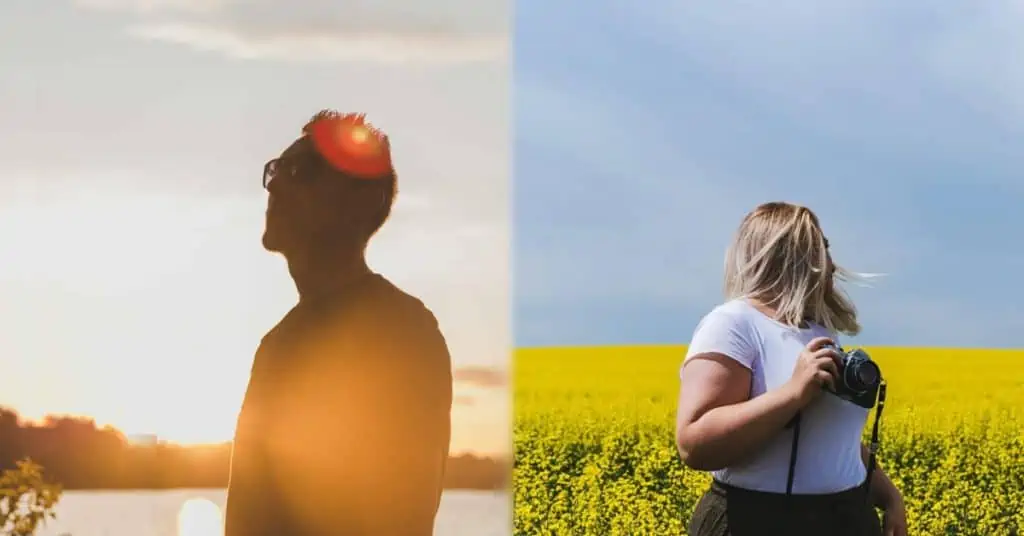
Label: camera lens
xmin=852 ymin=360 xmax=880 ymax=390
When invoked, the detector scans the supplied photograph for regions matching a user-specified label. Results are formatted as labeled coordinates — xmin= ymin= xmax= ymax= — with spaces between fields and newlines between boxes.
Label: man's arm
xmin=224 ymin=347 xmax=284 ymax=536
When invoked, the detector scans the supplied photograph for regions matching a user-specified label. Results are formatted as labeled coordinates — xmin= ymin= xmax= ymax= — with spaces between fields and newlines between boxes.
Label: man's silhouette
xmin=224 ymin=110 xmax=453 ymax=536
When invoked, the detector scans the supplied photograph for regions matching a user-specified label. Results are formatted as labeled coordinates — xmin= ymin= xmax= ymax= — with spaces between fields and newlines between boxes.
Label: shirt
xmin=225 ymin=273 xmax=453 ymax=535
xmin=682 ymin=299 xmax=868 ymax=494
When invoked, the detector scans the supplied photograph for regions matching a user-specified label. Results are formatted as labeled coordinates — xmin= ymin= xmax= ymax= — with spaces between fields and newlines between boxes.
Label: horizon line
xmin=514 ymin=344 xmax=1024 ymax=351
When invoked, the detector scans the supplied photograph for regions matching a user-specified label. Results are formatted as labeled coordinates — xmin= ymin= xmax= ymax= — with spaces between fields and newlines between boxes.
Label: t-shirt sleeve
xmin=683 ymin=308 xmax=758 ymax=371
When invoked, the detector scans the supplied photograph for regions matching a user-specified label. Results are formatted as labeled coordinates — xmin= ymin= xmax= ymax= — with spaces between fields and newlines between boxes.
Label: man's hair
xmin=723 ymin=201 xmax=866 ymax=335
xmin=302 ymin=110 xmax=398 ymax=241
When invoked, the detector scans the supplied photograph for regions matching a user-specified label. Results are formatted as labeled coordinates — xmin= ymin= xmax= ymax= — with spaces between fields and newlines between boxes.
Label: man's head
xmin=262 ymin=110 xmax=397 ymax=259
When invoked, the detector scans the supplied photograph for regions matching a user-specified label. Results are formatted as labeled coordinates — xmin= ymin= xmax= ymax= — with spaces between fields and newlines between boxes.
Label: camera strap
xmin=784 ymin=380 xmax=887 ymax=497
xmin=865 ymin=381 xmax=887 ymax=488
xmin=785 ymin=413 xmax=801 ymax=495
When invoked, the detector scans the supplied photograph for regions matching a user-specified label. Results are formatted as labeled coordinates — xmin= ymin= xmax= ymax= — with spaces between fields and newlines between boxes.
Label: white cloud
xmin=127 ymin=23 xmax=506 ymax=64
xmin=70 ymin=0 xmax=508 ymax=63
xmin=75 ymin=0 xmax=227 ymax=14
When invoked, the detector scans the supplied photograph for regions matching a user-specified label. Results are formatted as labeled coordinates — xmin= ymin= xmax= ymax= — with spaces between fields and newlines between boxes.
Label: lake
xmin=32 ymin=489 xmax=510 ymax=536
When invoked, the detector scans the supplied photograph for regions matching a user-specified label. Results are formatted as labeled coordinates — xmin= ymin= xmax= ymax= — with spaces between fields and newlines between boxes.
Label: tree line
xmin=0 ymin=407 xmax=507 ymax=490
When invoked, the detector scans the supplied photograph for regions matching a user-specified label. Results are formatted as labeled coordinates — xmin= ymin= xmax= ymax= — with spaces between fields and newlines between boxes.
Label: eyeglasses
xmin=262 ymin=158 xmax=282 ymax=189
xmin=264 ymin=146 xmax=341 ymax=190
xmin=262 ymin=157 xmax=306 ymax=190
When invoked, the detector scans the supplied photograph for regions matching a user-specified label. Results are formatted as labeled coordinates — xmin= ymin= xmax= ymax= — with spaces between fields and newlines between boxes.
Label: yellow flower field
xmin=513 ymin=346 xmax=1024 ymax=535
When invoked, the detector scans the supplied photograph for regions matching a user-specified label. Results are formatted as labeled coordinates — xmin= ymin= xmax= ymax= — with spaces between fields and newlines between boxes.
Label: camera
xmin=825 ymin=345 xmax=882 ymax=409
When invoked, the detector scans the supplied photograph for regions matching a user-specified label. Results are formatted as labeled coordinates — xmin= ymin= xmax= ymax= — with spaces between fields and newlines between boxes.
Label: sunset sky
xmin=0 ymin=0 xmax=508 ymax=453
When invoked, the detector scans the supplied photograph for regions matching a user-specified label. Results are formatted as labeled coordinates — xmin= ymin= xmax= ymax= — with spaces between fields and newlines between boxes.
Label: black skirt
xmin=688 ymin=479 xmax=883 ymax=536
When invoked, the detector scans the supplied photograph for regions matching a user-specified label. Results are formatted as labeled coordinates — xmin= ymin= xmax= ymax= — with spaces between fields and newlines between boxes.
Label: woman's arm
xmin=676 ymin=354 xmax=804 ymax=471
xmin=862 ymin=443 xmax=909 ymax=535
xmin=861 ymin=443 xmax=902 ymax=509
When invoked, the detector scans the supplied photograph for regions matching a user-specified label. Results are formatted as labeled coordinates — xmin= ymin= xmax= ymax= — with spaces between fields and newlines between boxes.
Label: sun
xmin=177 ymin=498 xmax=223 ymax=536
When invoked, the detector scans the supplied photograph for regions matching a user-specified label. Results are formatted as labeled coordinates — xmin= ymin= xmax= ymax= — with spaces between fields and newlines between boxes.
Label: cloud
xmin=512 ymin=0 xmax=1024 ymax=347
xmin=612 ymin=1 xmax=1024 ymax=191
xmin=70 ymin=0 xmax=508 ymax=63
xmin=126 ymin=24 xmax=505 ymax=64
xmin=75 ymin=0 xmax=227 ymax=14
xmin=453 ymin=366 xmax=506 ymax=388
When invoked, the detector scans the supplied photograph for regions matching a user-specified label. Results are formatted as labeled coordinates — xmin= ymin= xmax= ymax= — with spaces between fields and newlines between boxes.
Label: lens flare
xmin=350 ymin=125 xmax=370 ymax=143
xmin=307 ymin=112 xmax=393 ymax=178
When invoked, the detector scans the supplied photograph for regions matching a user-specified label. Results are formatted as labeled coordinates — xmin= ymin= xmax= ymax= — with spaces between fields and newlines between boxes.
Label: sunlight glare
xmin=177 ymin=498 xmax=223 ymax=536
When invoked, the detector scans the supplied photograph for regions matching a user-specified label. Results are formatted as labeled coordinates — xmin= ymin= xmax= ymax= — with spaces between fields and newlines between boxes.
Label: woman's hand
xmin=784 ymin=336 xmax=842 ymax=407
xmin=881 ymin=494 xmax=908 ymax=536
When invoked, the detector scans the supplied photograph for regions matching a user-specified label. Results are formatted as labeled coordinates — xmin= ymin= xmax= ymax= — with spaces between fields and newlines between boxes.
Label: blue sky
xmin=514 ymin=1 xmax=1024 ymax=348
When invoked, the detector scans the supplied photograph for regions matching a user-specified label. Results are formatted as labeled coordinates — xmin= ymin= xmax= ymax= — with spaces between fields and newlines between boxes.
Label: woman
xmin=676 ymin=202 xmax=907 ymax=536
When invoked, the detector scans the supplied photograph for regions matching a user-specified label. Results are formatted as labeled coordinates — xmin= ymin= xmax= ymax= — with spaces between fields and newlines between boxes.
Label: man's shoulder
xmin=359 ymin=275 xmax=438 ymax=325
xmin=348 ymin=276 xmax=451 ymax=373
xmin=322 ymin=274 xmax=444 ymax=352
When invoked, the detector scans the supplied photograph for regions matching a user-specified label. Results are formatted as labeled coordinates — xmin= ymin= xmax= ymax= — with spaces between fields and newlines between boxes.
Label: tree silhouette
xmin=0 ymin=407 xmax=506 ymax=490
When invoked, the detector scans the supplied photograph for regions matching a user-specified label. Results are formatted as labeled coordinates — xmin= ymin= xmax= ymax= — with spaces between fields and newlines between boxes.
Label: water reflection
xmin=176 ymin=497 xmax=223 ymax=536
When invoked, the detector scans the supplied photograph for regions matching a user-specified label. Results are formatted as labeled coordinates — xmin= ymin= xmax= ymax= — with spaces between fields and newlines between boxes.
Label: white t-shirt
xmin=682 ymin=299 xmax=868 ymax=494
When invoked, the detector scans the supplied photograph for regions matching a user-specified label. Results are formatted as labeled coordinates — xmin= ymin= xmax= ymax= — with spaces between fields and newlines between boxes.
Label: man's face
xmin=262 ymin=137 xmax=351 ymax=256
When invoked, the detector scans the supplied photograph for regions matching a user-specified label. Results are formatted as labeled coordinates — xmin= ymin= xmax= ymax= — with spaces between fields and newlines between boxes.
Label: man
xmin=224 ymin=110 xmax=453 ymax=536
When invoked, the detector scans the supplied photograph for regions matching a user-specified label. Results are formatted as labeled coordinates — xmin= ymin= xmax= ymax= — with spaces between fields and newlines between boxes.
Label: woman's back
xmin=684 ymin=299 xmax=868 ymax=494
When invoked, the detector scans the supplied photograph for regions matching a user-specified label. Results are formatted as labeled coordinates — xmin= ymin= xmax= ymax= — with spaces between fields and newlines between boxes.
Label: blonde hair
xmin=724 ymin=201 xmax=865 ymax=335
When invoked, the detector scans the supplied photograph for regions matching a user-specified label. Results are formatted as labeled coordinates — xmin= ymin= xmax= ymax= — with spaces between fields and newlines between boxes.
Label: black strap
xmin=784 ymin=381 xmax=887 ymax=497
xmin=865 ymin=381 xmax=887 ymax=487
xmin=785 ymin=413 xmax=801 ymax=495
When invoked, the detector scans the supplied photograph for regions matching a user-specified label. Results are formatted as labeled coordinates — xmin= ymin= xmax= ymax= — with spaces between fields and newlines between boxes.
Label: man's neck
xmin=287 ymin=248 xmax=371 ymax=302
